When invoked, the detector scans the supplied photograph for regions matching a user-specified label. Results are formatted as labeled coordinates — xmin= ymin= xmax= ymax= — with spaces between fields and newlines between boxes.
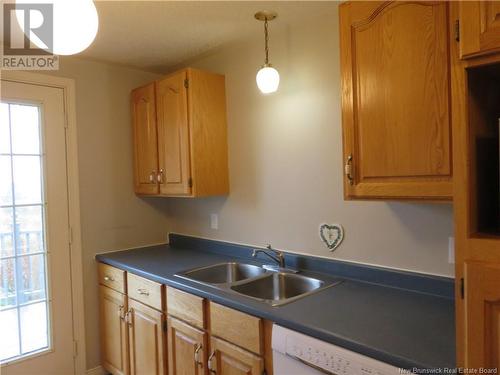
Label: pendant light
xmin=15 ymin=0 xmax=99 ymax=55
xmin=255 ymin=11 xmax=279 ymax=94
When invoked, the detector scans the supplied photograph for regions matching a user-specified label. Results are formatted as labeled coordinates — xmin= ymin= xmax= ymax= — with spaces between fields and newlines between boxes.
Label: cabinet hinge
xmin=460 ymin=277 xmax=464 ymax=299
xmin=163 ymin=321 xmax=168 ymax=332
xmin=73 ymin=340 xmax=78 ymax=358
xmin=184 ymin=78 xmax=189 ymax=89
xmin=454 ymin=20 xmax=460 ymax=42
xmin=68 ymin=226 xmax=73 ymax=246
xmin=188 ymin=177 xmax=193 ymax=188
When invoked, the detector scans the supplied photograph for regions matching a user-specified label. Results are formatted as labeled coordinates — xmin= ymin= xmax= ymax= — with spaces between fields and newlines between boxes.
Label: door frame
xmin=1 ymin=70 xmax=86 ymax=375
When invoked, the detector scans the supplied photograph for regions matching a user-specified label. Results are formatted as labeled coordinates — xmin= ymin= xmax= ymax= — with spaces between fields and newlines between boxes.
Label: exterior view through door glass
xmin=1 ymin=80 xmax=75 ymax=374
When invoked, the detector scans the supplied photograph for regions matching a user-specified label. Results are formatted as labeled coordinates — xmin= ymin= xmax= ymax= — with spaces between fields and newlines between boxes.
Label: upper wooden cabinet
xmin=460 ymin=1 xmax=500 ymax=59
xmin=131 ymin=68 xmax=229 ymax=197
xmin=339 ymin=1 xmax=452 ymax=200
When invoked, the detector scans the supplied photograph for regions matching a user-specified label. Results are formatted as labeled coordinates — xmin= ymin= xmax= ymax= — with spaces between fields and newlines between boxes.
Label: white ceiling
xmin=80 ymin=1 xmax=337 ymax=72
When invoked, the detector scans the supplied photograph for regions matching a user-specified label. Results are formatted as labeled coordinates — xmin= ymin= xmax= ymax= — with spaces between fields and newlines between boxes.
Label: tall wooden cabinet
xmin=450 ymin=1 xmax=500 ymax=369
xmin=339 ymin=1 xmax=453 ymax=200
xmin=131 ymin=68 xmax=229 ymax=197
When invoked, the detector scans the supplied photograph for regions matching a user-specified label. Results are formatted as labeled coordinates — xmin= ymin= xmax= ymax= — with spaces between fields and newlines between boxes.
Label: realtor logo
xmin=2 ymin=3 xmax=59 ymax=70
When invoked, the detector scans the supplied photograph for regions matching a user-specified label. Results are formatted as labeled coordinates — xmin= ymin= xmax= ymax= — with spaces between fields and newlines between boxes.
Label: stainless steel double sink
xmin=175 ymin=262 xmax=340 ymax=307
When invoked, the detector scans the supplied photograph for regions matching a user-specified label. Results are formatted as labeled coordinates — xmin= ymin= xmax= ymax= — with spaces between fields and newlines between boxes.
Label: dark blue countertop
xmin=96 ymin=234 xmax=456 ymax=370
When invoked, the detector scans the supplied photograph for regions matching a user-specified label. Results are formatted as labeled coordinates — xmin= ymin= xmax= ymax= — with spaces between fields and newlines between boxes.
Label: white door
xmin=0 ymin=80 xmax=75 ymax=374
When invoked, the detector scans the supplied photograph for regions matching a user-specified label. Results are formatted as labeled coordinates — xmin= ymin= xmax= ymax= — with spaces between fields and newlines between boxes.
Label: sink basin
xmin=230 ymin=272 xmax=336 ymax=306
xmin=176 ymin=262 xmax=267 ymax=285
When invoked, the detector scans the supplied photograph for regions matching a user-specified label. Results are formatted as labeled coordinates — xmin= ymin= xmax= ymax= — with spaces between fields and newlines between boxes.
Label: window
xmin=0 ymin=102 xmax=50 ymax=363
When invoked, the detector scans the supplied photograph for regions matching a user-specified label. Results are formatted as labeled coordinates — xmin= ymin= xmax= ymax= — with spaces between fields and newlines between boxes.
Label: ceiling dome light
xmin=255 ymin=11 xmax=279 ymax=94
xmin=16 ymin=0 xmax=99 ymax=55
xmin=256 ymin=65 xmax=280 ymax=94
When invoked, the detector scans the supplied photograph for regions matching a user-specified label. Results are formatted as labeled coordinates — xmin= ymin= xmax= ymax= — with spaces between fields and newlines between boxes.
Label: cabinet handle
xmin=208 ymin=351 xmax=216 ymax=373
xmin=137 ymin=288 xmax=150 ymax=296
xmin=149 ymin=171 xmax=157 ymax=183
xmin=103 ymin=275 xmax=114 ymax=282
xmin=194 ymin=344 xmax=202 ymax=366
xmin=125 ymin=308 xmax=133 ymax=326
xmin=345 ymin=154 xmax=354 ymax=185
xmin=157 ymin=169 xmax=164 ymax=184
xmin=118 ymin=305 xmax=125 ymax=320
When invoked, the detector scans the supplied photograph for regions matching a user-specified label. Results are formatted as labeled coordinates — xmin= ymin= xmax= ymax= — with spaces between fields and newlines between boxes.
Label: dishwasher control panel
xmin=272 ymin=325 xmax=400 ymax=375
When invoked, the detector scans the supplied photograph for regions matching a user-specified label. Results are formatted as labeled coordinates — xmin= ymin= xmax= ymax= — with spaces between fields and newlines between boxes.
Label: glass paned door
xmin=0 ymin=102 xmax=49 ymax=362
xmin=1 ymin=79 xmax=74 ymax=375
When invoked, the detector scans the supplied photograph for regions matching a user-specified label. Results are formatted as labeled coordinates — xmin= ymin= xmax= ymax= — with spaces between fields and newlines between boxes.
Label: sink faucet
xmin=252 ymin=244 xmax=285 ymax=268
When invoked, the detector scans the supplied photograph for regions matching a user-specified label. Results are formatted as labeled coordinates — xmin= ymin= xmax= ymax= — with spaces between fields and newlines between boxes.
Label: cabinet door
xmin=168 ymin=317 xmax=207 ymax=375
xmin=460 ymin=1 xmax=500 ymax=59
xmin=208 ymin=337 xmax=263 ymax=375
xmin=131 ymin=83 xmax=159 ymax=195
xmin=465 ymin=262 xmax=500 ymax=368
xmin=100 ymin=286 xmax=129 ymax=375
xmin=156 ymin=71 xmax=191 ymax=196
xmin=127 ymin=298 xmax=166 ymax=375
xmin=339 ymin=1 xmax=452 ymax=200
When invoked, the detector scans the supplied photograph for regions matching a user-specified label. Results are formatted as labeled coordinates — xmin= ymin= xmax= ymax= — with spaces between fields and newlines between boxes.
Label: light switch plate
xmin=210 ymin=213 xmax=218 ymax=230
xmin=448 ymin=236 xmax=455 ymax=264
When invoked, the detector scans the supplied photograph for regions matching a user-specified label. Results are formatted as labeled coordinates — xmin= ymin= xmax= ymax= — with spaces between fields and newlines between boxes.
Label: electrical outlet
xmin=210 ymin=213 xmax=218 ymax=230
xmin=448 ymin=236 xmax=455 ymax=264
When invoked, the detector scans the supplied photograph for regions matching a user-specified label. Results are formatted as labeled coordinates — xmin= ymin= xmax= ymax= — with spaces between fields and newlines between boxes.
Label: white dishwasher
xmin=272 ymin=325 xmax=400 ymax=375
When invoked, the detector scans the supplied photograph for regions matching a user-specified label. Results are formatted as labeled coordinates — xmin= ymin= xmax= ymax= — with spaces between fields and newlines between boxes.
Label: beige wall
xmin=164 ymin=5 xmax=455 ymax=276
xmin=44 ymin=58 xmax=168 ymax=370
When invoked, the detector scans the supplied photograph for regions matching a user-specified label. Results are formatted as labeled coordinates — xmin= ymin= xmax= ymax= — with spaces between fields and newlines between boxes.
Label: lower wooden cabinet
xmin=208 ymin=337 xmax=264 ymax=375
xmin=167 ymin=316 xmax=207 ymax=375
xmin=99 ymin=286 xmax=129 ymax=375
xmin=127 ymin=298 xmax=167 ymax=375
xmin=465 ymin=262 xmax=500 ymax=368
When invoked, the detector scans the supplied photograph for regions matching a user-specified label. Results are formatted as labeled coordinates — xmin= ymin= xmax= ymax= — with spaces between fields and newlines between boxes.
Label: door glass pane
xmin=0 ymin=207 xmax=14 ymax=258
xmin=0 ymin=103 xmax=10 ymax=154
xmin=15 ymin=205 xmax=44 ymax=255
xmin=0 ymin=102 xmax=49 ymax=363
xmin=0 ymin=258 xmax=16 ymax=308
xmin=10 ymin=104 xmax=40 ymax=155
xmin=13 ymin=156 xmax=42 ymax=205
xmin=20 ymin=302 xmax=48 ymax=353
xmin=0 ymin=309 xmax=20 ymax=360
xmin=17 ymin=255 xmax=46 ymax=304
xmin=0 ymin=156 xmax=13 ymax=205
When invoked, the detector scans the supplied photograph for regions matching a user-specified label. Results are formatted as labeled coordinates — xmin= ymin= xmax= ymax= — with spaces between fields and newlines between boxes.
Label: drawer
xmin=98 ymin=263 xmax=126 ymax=294
xmin=127 ymin=273 xmax=165 ymax=311
xmin=167 ymin=287 xmax=205 ymax=329
xmin=209 ymin=302 xmax=263 ymax=355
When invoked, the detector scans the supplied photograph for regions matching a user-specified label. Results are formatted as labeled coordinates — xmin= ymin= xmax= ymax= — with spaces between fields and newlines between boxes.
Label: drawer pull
xmin=194 ymin=344 xmax=202 ymax=365
xmin=118 ymin=305 xmax=125 ymax=320
xmin=208 ymin=351 xmax=216 ymax=373
xmin=137 ymin=288 xmax=150 ymax=296
xmin=103 ymin=275 xmax=114 ymax=282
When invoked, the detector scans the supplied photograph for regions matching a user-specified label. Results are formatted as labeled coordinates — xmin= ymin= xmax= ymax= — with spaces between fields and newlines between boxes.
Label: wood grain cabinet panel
xmin=339 ymin=1 xmax=452 ymax=200
xmin=156 ymin=71 xmax=191 ymax=195
xmin=208 ymin=337 xmax=263 ymax=375
xmin=465 ymin=262 xmax=500 ymax=368
xmin=131 ymin=83 xmax=159 ymax=195
xmin=167 ymin=286 xmax=205 ymax=329
xmin=127 ymin=273 xmax=165 ymax=311
xmin=460 ymin=1 xmax=500 ymax=59
xmin=100 ymin=286 xmax=129 ymax=375
xmin=127 ymin=298 xmax=167 ymax=375
xmin=167 ymin=317 xmax=207 ymax=375
xmin=98 ymin=263 xmax=126 ymax=294
xmin=209 ymin=302 xmax=263 ymax=355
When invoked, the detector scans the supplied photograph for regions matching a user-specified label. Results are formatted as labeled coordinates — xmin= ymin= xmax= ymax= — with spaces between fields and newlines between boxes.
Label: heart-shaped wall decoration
xmin=319 ymin=223 xmax=344 ymax=251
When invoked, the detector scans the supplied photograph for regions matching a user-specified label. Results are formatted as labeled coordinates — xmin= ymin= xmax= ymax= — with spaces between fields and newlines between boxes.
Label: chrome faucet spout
xmin=252 ymin=244 xmax=285 ymax=268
